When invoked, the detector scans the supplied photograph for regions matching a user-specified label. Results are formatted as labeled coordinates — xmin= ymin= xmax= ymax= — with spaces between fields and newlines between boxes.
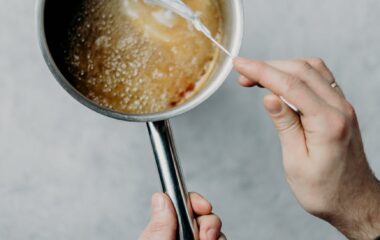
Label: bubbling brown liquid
xmin=64 ymin=0 xmax=222 ymax=114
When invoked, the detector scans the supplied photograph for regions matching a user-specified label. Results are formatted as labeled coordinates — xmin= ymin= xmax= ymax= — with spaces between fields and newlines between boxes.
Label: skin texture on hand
xmin=139 ymin=192 xmax=222 ymax=240
xmin=234 ymin=57 xmax=380 ymax=240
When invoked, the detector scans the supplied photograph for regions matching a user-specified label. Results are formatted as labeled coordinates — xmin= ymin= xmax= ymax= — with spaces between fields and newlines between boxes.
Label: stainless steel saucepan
xmin=36 ymin=0 xmax=243 ymax=239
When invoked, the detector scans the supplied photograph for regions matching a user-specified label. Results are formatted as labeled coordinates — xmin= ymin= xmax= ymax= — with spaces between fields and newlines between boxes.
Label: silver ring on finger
xmin=330 ymin=82 xmax=338 ymax=89
xmin=330 ymin=81 xmax=345 ymax=97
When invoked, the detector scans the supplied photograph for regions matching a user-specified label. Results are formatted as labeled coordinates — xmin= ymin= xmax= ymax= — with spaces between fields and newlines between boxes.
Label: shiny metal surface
xmin=37 ymin=1 xmax=243 ymax=239
xmin=36 ymin=0 xmax=244 ymax=122
xmin=147 ymin=121 xmax=197 ymax=240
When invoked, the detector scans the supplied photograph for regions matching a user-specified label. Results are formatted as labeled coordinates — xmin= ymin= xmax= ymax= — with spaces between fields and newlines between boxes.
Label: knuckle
xmin=343 ymin=101 xmax=357 ymax=120
xmin=308 ymin=57 xmax=336 ymax=81
xmin=294 ymin=60 xmax=314 ymax=75
xmin=211 ymin=217 xmax=222 ymax=231
xmin=310 ymin=57 xmax=326 ymax=69
xmin=213 ymin=215 xmax=223 ymax=228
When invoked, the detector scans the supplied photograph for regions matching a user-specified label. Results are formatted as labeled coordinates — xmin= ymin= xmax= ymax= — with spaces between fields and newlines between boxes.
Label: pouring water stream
xmin=144 ymin=0 xmax=233 ymax=57
xmin=145 ymin=0 xmax=299 ymax=112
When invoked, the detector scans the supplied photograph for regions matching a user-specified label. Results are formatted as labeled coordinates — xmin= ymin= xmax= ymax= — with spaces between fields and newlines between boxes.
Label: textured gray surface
xmin=1 ymin=0 xmax=379 ymax=239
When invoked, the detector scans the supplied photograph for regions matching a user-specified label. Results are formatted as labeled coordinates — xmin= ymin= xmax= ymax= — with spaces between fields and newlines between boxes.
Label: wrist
xmin=329 ymin=174 xmax=380 ymax=240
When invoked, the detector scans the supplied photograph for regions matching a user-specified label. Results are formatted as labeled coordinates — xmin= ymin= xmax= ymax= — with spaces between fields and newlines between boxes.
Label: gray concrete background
xmin=1 ymin=0 xmax=379 ymax=239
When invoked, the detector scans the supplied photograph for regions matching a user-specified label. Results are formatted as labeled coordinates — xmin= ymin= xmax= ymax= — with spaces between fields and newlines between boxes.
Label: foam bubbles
xmin=64 ymin=0 xmax=222 ymax=114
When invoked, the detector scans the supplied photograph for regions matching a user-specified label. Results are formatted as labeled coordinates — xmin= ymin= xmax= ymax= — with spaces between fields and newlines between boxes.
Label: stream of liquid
xmin=145 ymin=0 xmax=231 ymax=56
xmin=64 ymin=0 xmax=223 ymax=114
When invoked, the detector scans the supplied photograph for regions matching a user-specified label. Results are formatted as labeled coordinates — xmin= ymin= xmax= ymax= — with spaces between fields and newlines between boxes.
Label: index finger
xmin=234 ymin=58 xmax=327 ymax=116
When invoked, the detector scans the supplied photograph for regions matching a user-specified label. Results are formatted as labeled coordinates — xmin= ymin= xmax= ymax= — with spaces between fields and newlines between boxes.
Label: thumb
xmin=139 ymin=193 xmax=178 ymax=240
xmin=263 ymin=94 xmax=306 ymax=151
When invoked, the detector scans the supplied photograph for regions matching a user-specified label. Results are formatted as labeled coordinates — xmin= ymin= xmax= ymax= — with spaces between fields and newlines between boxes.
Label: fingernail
xmin=152 ymin=193 xmax=165 ymax=211
xmin=207 ymin=229 xmax=217 ymax=240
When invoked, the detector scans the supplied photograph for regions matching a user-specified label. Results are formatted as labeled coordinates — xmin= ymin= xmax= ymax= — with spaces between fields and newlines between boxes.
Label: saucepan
xmin=36 ymin=0 xmax=243 ymax=239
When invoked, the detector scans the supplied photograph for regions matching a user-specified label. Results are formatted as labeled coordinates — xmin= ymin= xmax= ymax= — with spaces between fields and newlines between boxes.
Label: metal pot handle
xmin=147 ymin=120 xmax=197 ymax=240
